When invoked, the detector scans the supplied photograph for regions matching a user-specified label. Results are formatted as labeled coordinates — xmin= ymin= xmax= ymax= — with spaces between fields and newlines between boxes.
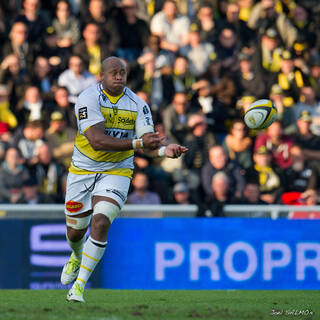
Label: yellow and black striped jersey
xmin=69 ymin=83 xmax=154 ymax=178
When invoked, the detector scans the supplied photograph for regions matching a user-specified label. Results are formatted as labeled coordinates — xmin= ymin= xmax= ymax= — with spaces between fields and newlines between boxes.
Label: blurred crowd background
xmin=0 ymin=0 xmax=320 ymax=217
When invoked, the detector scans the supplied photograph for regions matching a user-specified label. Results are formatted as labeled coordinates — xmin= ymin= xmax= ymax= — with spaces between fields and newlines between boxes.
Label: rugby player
xmin=61 ymin=56 xmax=187 ymax=302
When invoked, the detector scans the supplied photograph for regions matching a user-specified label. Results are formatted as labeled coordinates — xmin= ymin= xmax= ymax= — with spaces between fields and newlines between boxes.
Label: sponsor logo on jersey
xmin=79 ymin=107 xmax=88 ymax=120
xmin=105 ymin=130 xmax=129 ymax=138
xmin=118 ymin=116 xmax=135 ymax=126
xmin=65 ymin=200 xmax=84 ymax=213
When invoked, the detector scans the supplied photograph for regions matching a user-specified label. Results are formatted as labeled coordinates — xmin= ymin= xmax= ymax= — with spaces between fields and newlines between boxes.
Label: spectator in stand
xmin=15 ymin=0 xmax=50 ymax=46
xmin=141 ymin=34 xmax=175 ymax=69
xmin=53 ymin=0 xmax=80 ymax=50
xmin=282 ymin=145 xmax=319 ymax=194
xmin=33 ymin=143 xmax=65 ymax=202
xmin=30 ymin=56 xmax=56 ymax=104
xmin=252 ymin=28 xmax=283 ymax=91
xmin=0 ymin=147 xmax=30 ymax=203
xmin=115 ymin=0 xmax=150 ymax=62
xmin=291 ymin=36 xmax=310 ymax=76
xmin=83 ymin=0 xmax=119 ymax=54
xmin=205 ymin=53 xmax=237 ymax=109
xmin=293 ymin=86 xmax=320 ymax=135
xmin=193 ymin=3 xmax=218 ymax=45
xmin=276 ymin=50 xmax=306 ymax=103
xmin=0 ymin=54 xmax=30 ymax=109
xmin=136 ymin=51 xmax=175 ymax=111
xmin=172 ymin=55 xmax=196 ymax=96
xmin=16 ymin=120 xmax=44 ymax=167
xmin=171 ymin=182 xmax=194 ymax=205
xmin=180 ymin=23 xmax=215 ymax=77
xmin=222 ymin=2 xmax=255 ymax=49
xmin=163 ymin=91 xmax=197 ymax=144
xmin=57 ymin=55 xmax=96 ymax=104
xmin=73 ymin=23 xmax=111 ymax=78
xmin=287 ymin=189 xmax=320 ymax=219
xmin=191 ymin=78 xmax=232 ymax=135
xmin=37 ymin=26 xmax=70 ymax=76
xmin=246 ymin=145 xmax=283 ymax=204
xmin=0 ymin=85 xmax=18 ymax=130
xmin=1 ymin=22 xmax=36 ymax=74
xmin=17 ymin=176 xmax=54 ymax=204
xmin=200 ymin=172 xmax=235 ymax=217
xmin=234 ymin=181 xmax=268 ymax=217
xmin=214 ymin=27 xmax=239 ymax=73
xmin=133 ymin=148 xmax=170 ymax=203
xmin=179 ymin=112 xmax=216 ymax=202
xmin=183 ymin=113 xmax=217 ymax=176
xmin=309 ymin=55 xmax=320 ymax=101
xmin=269 ymin=84 xmax=295 ymax=134
xmin=254 ymin=120 xmax=294 ymax=170
xmin=290 ymin=5 xmax=317 ymax=51
xmin=128 ymin=171 xmax=161 ymax=204
xmin=45 ymin=111 xmax=76 ymax=169
xmin=16 ymin=86 xmax=50 ymax=126
xmin=247 ymin=0 xmax=297 ymax=48
xmin=291 ymin=111 xmax=320 ymax=163
xmin=150 ymin=0 xmax=190 ymax=53
xmin=201 ymin=145 xmax=245 ymax=200
xmin=236 ymin=51 xmax=265 ymax=99
xmin=52 ymin=86 xmax=77 ymax=129
xmin=0 ymin=123 xmax=12 ymax=161
xmin=171 ymin=181 xmax=187 ymax=203
xmin=240 ymin=182 xmax=268 ymax=205
xmin=223 ymin=119 xmax=252 ymax=169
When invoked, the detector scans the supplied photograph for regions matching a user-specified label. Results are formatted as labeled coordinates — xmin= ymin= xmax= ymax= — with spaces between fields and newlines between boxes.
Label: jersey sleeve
xmin=135 ymin=102 xmax=154 ymax=138
xmin=75 ymin=90 xmax=104 ymax=134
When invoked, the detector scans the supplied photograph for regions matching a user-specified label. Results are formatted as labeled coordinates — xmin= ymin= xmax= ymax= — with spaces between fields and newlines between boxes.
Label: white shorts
xmin=64 ymin=173 xmax=131 ymax=216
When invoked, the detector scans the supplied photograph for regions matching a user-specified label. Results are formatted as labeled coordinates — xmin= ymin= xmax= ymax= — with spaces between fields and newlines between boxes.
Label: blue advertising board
xmin=102 ymin=218 xmax=320 ymax=289
xmin=1 ymin=218 xmax=319 ymax=289
xmin=0 ymin=220 xmax=100 ymax=289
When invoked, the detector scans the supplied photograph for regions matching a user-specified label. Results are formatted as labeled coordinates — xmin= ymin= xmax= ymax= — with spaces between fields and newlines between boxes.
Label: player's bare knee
xmin=92 ymin=213 xmax=110 ymax=232
xmin=67 ymin=226 xmax=87 ymax=242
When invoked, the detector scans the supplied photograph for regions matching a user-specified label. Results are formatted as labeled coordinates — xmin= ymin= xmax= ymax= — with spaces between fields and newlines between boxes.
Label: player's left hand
xmin=164 ymin=144 xmax=188 ymax=158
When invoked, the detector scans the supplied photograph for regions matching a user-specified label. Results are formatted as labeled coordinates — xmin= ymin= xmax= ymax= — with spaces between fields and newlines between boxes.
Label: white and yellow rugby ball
xmin=244 ymin=99 xmax=277 ymax=129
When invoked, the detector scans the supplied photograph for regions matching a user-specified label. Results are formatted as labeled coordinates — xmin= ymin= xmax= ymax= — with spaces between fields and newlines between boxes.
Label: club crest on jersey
xmin=112 ymin=105 xmax=118 ymax=115
xmin=66 ymin=200 xmax=84 ymax=213
xmin=79 ymin=107 xmax=88 ymax=120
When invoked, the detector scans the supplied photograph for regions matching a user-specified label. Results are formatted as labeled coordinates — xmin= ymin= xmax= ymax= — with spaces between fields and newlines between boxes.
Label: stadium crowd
xmin=0 ymin=0 xmax=320 ymax=217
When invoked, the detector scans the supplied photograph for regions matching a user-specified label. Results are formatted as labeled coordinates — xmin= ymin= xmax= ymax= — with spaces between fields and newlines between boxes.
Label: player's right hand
xmin=142 ymin=132 xmax=162 ymax=150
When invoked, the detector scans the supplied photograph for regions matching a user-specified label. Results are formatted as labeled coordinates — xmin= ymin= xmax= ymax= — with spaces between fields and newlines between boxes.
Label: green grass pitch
xmin=0 ymin=290 xmax=318 ymax=320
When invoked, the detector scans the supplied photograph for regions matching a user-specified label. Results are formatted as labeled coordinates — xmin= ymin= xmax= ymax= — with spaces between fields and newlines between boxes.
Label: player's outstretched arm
xmin=85 ymin=122 xmax=162 ymax=151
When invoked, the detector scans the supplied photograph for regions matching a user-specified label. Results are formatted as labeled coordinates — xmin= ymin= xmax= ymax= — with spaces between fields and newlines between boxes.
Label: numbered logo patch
xmin=79 ymin=107 xmax=88 ymax=120
xmin=143 ymin=105 xmax=149 ymax=115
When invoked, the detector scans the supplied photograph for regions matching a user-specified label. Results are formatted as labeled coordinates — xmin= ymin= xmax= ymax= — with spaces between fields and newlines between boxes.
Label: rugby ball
xmin=244 ymin=99 xmax=277 ymax=129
